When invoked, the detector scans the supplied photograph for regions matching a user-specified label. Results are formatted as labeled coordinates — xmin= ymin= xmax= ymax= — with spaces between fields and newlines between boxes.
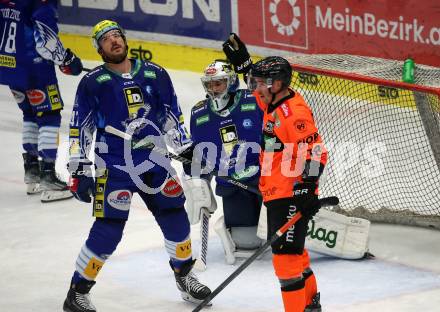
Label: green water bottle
xmin=402 ymin=58 xmax=415 ymax=83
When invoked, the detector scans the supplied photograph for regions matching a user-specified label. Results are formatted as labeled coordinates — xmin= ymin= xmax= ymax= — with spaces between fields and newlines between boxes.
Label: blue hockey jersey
xmin=69 ymin=59 xmax=191 ymax=175
xmin=189 ymin=90 xmax=263 ymax=186
xmin=0 ymin=0 xmax=66 ymax=84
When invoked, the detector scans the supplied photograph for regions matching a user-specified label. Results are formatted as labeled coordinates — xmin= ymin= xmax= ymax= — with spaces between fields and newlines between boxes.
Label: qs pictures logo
xmin=263 ymin=0 xmax=309 ymax=49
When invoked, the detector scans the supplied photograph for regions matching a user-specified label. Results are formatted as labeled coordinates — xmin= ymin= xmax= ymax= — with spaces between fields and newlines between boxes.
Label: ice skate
xmin=39 ymin=161 xmax=73 ymax=202
xmin=171 ymin=260 xmax=212 ymax=305
xmin=305 ymin=292 xmax=322 ymax=312
xmin=63 ymin=280 xmax=96 ymax=312
xmin=23 ymin=153 xmax=41 ymax=195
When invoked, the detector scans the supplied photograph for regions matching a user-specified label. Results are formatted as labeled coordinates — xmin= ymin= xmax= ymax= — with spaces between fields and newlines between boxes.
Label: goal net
xmin=288 ymin=55 xmax=440 ymax=229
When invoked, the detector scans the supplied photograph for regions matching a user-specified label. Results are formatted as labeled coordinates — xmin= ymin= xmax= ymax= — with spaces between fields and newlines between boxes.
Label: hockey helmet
xmin=91 ymin=20 xmax=126 ymax=50
xmin=247 ymin=56 xmax=292 ymax=92
xmin=201 ymin=60 xmax=239 ymax=111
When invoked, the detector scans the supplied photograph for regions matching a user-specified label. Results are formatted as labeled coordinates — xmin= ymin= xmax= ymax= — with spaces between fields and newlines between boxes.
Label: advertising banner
xmin=238 ymin=0 xmax=440 ymax=67
xmin=58 ymin=0 xmax=231 ymax=41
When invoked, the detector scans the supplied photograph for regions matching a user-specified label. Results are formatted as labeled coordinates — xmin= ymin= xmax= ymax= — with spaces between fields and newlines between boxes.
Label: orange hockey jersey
xmin=255 ymin=89 xmax=327 ymax=202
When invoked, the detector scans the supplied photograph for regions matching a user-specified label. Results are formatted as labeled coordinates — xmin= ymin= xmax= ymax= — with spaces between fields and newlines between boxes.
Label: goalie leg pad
xmin=230 ymin=226 xmax=262 ymax=250
xmin=305 ymin=209 xmax=371 ymax=259
xmin=220 ymin=181 xmax=262 ymax=228
xmin=214 ymin=216 xmax=236 ymax=264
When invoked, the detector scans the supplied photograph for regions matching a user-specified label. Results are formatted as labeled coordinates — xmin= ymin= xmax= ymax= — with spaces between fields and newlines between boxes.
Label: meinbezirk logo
xmin=263 ymin=0 xmax=308 ymax=49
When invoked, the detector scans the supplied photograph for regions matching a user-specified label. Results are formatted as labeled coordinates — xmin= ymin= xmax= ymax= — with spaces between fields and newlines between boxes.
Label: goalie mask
xmin=247 ymin=56 xmax=292 ymax=93
xmin=201 ymin=60 xmax=239 ymax=112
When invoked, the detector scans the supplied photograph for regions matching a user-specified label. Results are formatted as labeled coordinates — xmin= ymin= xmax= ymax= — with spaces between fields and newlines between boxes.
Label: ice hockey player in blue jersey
xmin=180 ymin=60 xmax=265 ymax=265
xmin=62 ymin=20 xmax=211 ymax=312
xmin=0 ymin=0 xmax=83 ymax=202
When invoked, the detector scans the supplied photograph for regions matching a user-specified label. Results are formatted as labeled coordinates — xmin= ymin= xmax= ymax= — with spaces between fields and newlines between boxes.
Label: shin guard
xmin=302 ymin=249 xmax=318 ymax=305
xmin=273 ymin=254 xmax=306 ymax=312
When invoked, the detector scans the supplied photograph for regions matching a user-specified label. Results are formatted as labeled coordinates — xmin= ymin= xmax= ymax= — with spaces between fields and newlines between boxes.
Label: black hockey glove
xmin=222 ymin=33 xmax=252 ymax=74
xmin=59 ymin=48 xmax=83 ymax=76
xmin=68 ymin=160 xmax=95 ymax=203
xmin=293 ymin=182 xmax=321 ymax=219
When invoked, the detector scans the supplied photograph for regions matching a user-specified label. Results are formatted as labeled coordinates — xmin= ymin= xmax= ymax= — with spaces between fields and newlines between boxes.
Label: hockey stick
xmin=104 ymin=125 xmax=261 ymax=194
xmin=104 ymin=125 xmax=263 ymax=271
xmin=194 ymin=208 xmax=210 ymax=271
xmin=192 ymin=196 xmax=339 ymax=312
xmin=82 ymin=67 xmax=92 ymax=73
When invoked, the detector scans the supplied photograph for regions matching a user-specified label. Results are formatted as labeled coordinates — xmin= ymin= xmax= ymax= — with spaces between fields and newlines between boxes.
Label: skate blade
xmin=41 ymin=190 xmax=73 ymax=203
xmin=26 ymin=183 xmax=41 ymax=195
xmin=180 ymin=292 xmax=213 ymax=307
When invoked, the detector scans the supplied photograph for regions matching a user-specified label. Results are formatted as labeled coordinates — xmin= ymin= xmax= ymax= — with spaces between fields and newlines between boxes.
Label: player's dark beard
xmin=101 ymin=44 xmax=129 ymax=64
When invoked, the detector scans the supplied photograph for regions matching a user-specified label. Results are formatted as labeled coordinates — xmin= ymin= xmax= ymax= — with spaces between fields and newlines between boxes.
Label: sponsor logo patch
xmin=280 ymin=103 xmax=292 ymax=117
xmin=242 ymin=118 xmax=253 ymax=129
xmin=144 ymin=70 xmax=156 ymax=79
xmin=47 ymin=84 xmax=62 ymax=110
xmin=107 ymin=190 xmax=132 ymax=211
xmin=294 ymin=120 xmax=307 ymax=132
xmin=123 ymin=86 xmax=144 ymax=117
xmin=220 ymin=124 xmax=238 ymax=155
xmin=0 ymin=54 xmax=16 ymax=68
xmin=241 ymin=103 xmax=256 ymax=111
xmin=196 ymin=114 xmax=209 ymax=126
xmin=26 ymin=89 xmax=46 ymax=106
xmin=161 ymin=178 xmax=183 ymax=197
xmin=176 ymin=239 xmax=192 ymax=259
xmin=83 ymin=257 xmax=104 ymax=279
xmin=96 ymin=74 xmax=111 ymax=83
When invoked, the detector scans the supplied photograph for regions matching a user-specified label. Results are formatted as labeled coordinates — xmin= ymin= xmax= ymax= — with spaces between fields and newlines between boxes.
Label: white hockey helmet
xmin=201 ymin=60 xmax=239 ymax=111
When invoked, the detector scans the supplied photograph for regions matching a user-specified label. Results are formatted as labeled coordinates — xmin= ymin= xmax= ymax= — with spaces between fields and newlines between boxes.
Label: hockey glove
xmin=59 ymin=48 xmax=83 ymax=76
xmin=68 ymin=160 xmax=95 ymax=203
xmin=293 ymin=182 xmax=321 ymax=219
xmin=222 ymin=33 xmax=252 ymax=74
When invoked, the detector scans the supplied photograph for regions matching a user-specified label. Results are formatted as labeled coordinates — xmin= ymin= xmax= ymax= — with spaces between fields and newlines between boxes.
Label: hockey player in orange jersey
xmin=223 ymin=35 xmax=327 ymax=312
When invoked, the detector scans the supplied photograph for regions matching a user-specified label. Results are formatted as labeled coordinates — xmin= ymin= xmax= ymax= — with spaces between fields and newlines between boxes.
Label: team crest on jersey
xmin=123 ymin=87 xmax=144 ymax=118
xmin=219 ymin=125 xmax=238 ymax=155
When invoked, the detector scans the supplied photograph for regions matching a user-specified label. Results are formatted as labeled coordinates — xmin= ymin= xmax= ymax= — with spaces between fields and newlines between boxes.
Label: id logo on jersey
xmin=263 ymin=0 xmax=308 ymax=49
xmin=220 ymin=125 xmax=238 ymax=155
xmin=123 ymin=87 xmax=144 ymax=117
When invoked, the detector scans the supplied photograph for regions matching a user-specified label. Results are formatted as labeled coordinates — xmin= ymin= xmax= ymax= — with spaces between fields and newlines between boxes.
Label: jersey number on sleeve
xmin=0 ymin=21 xmax=17 ymax=53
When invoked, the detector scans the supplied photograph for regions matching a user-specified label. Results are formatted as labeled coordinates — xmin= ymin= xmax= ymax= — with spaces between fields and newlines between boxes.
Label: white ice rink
xmin=1 ymin=61 xmax=440 ymax=312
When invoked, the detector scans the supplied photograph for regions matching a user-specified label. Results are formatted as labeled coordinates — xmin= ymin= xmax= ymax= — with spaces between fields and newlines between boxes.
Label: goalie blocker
xmin=257 ymin=205 xmax=371 ymax=260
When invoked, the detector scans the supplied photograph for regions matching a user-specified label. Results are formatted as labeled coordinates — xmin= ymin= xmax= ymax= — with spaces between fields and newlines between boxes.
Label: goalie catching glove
xmin=180 ymin=175 xmax=217 ymax=225
xmin=68 ymin=160 xmax=95 ymax=203
xmin=222 ymin=33 xmax=252 ymax=74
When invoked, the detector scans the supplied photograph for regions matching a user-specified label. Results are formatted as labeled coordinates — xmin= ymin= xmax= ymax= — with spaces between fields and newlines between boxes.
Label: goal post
xmin=287 ymin=55 xmax=440 ymax=229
